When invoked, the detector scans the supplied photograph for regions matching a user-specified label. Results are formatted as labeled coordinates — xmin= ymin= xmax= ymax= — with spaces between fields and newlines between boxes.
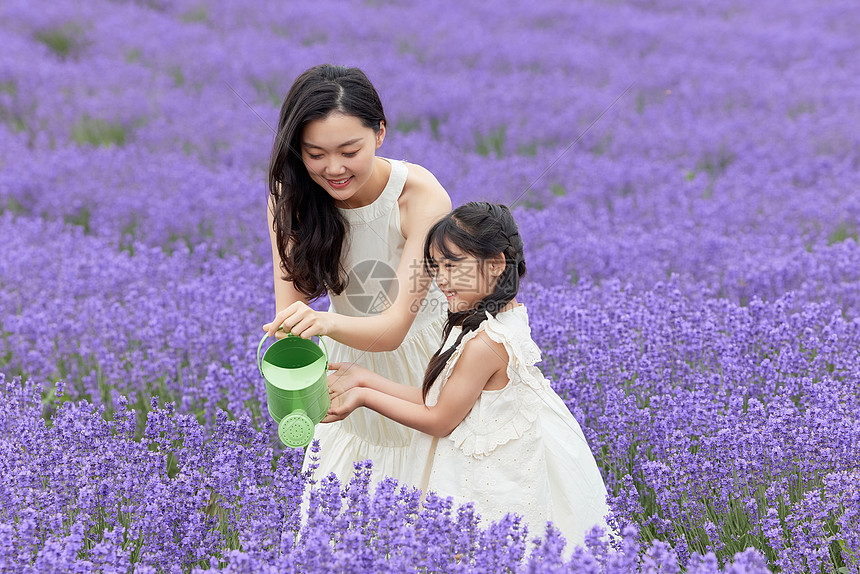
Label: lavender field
xmin=1 ymin=0 xmax=859 ymax=571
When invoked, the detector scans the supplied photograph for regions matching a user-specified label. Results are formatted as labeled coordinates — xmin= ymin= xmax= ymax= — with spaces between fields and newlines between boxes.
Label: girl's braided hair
xmin=420 ymin=202 xmax=526 ymax=401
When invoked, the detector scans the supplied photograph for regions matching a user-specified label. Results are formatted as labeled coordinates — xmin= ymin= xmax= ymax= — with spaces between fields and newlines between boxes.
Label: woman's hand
xmin=327 ymin=362 xmax=371 ymax=399
xmin=262 ymin=301 xmax=336 ymax=339
xmin=322 ymin=387 xmax=365 ymax=423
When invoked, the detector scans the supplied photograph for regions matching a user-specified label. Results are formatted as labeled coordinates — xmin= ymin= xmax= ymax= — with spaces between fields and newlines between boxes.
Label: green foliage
xmin=71 ymin=117 xmax=127 ymax=148
xmin=698 ymin=148 xmax=735 ymax=179
xmin=521 ymin=194 xmax=545 ymax=211
xmin=301 ymin=32 xmax=328 ymax=46
xmin=517 ymin=142 xmax=538 ymax=156
xmin=591 ymin=132 xmax=613 ymax=156
xmin=827 ymin=221 xmax=858 ymax=246
xmin=636 ymin=92 xmax=645 ymax=114
xmin=117 ymin=215 xmax=148 ymax=255
xmin=475 ymin=125 xmax=507 ymax=158
xmin=1 ymin=197 xmax=26 ymax=216
xmin=788 ymin=101 xmax=815 ymax=119
xmin=35 ymin=24 xmax=87 ymax=59
xmin=180 ymin=6 xmax=209 ymax=23
xmin=0 ymin=82 xmax=33 ymax=136
xmin=429 ymin=116 xmax=443 ymax=140
xmin=252 ymin=78 xmax=284 ymax=107
xmin=697 ymin=147 xmax=735 ymax=199
xmin=170 ymin=66 xmax=185 ymax=87
xmin=394 ymin=118 xmax=421 ymax=134
xmin=63 ymin=206 xmax=92 ymax=234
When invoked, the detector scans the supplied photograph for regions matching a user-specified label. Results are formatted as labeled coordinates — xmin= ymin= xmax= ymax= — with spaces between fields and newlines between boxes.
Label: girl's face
xmin=430 ymin=241 xmax=504 ymax=313
xmin=300 ymin=112 xmax=385 ymax=208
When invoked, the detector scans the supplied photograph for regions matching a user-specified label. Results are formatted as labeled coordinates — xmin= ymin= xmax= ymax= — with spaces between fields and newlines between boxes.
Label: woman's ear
xmin=375 ymin=121 xmax=386 ymax=149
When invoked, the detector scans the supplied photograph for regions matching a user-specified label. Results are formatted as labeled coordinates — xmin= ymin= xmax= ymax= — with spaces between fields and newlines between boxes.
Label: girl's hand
xmin=327 ymin=362 xmax=370 ymax=399
xmin=262 ymin=301 xmax=336 ymax=339
xmin=322 ymin=388 xmax=364 ymax=423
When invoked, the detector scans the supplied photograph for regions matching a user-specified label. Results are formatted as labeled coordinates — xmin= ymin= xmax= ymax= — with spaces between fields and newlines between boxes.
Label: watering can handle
xmin=256 ymin=330 xmax=330 ymax=378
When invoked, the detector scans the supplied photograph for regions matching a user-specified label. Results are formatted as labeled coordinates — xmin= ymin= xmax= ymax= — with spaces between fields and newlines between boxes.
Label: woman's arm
xmin=324 ymin=332 xmax=510 ymax=437
xmin=268 ymin=164 xmax=451 ymax=350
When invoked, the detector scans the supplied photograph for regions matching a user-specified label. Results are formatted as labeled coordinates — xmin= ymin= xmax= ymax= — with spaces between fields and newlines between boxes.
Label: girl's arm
xmin=327 ymin=362 xmax=424 ymax=404
xmin=266 ymin=164 xmax=451 ymax=350
xmin=323 ymin=332 xmax=510 ymax=437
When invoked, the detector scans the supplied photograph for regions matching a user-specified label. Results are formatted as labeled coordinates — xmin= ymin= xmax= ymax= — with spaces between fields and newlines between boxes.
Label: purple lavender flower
xmin=2 ymin=0 xmax=860 ymax=570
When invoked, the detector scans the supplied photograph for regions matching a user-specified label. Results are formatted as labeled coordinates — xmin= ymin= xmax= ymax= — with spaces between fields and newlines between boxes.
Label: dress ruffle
xmin=430 ymin=306 xmax=550 ymax=458
xmin=447 ymin=385 xmax=542 ymax=457
xmin=480 ymin=309 xmax=544 ymax=391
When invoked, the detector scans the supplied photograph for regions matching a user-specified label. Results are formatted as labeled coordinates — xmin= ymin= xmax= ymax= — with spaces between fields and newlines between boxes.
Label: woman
xmin=264 ymin=63 xmax=451 ymax=485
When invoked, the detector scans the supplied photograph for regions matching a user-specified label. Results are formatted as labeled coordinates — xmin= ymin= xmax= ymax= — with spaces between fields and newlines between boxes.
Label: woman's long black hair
xmin=421 ymin=202 xmax=527 ymax=401
xmin=268 ymin=64 xmax=386 ymax=299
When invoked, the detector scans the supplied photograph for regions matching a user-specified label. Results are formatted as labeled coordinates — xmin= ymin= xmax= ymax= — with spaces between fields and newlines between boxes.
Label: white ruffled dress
xmin=307 ymin=158 xmax=447 ymax=486
xmin=406 ymin=304 xmax=610 ymax=548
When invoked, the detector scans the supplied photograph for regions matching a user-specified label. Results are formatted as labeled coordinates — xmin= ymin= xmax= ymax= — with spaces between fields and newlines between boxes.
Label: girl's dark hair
xmin=421 ymin=202 xmax=527 ymax=401
xmin=268 ymin=64 xmax=386 ymax=299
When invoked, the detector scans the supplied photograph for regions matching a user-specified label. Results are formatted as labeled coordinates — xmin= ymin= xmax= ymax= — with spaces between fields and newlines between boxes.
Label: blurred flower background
xmin=1 ymin=0 xmax=858 ymax=571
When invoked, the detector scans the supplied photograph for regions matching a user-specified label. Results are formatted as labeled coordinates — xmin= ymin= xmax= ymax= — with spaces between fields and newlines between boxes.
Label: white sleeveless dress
xmin=406 ymin=305 xmax=610 ymax=548
xmin=308 ymin=158 xmax=447 ymax=485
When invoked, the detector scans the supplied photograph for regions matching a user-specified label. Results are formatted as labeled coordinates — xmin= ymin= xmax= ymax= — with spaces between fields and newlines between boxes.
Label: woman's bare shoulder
xmin=398 ymin=161 xmax=451 ymax=237
xmin=402 ymin=162 xmax=449 ymax=199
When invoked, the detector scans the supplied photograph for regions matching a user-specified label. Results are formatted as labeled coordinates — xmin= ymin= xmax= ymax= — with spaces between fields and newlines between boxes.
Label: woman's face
xmin=300 ymin=112 xmax=385 ymax=208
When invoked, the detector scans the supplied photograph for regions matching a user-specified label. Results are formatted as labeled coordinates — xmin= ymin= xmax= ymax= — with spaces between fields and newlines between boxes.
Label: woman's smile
xmin=325 ymin=176 xmax=353 ymax=189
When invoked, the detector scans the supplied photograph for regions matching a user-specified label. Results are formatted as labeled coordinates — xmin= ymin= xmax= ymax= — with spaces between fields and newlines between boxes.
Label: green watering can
xmin=257 ymin=332 xmax=330 ymax=448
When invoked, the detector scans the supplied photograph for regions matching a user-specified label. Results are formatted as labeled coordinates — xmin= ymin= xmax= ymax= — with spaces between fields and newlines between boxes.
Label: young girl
xmin=323 ymin=202 xmax=610 ymax=547
xmin=263 ymin=64 xmax=451 ymax=485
